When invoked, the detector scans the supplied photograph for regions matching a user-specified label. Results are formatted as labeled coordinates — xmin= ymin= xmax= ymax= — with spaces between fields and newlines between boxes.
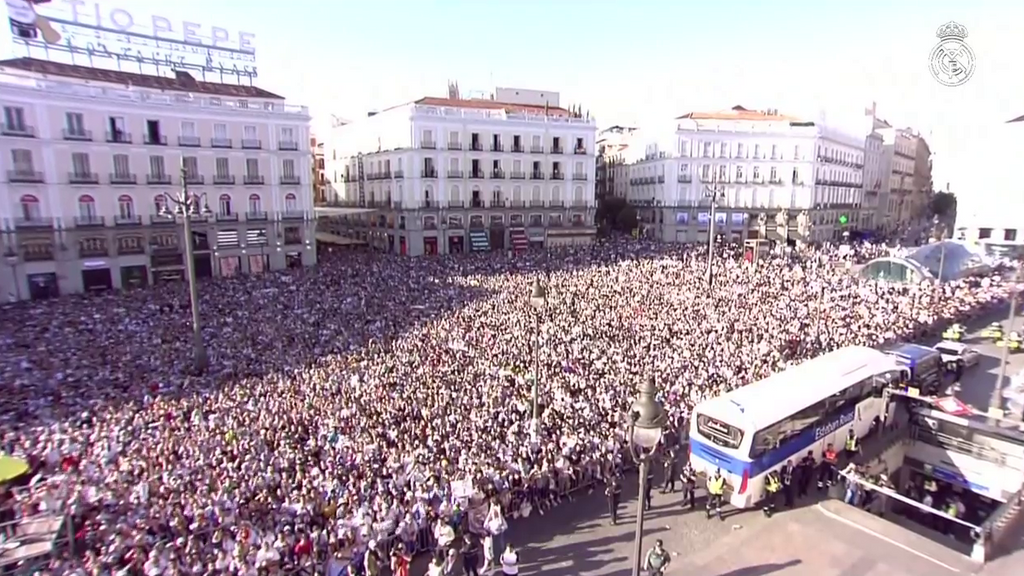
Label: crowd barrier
xmin=326 ymin=466 xmax=603 ymax=575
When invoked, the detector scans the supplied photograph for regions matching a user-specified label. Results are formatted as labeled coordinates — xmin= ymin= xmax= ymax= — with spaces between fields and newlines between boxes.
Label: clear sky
xmin=4 ymin=0 xmax=1024 ymax=203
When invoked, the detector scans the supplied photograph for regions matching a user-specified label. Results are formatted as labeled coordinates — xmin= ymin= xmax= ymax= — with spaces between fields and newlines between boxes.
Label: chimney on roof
xmin=367 ymin=111 xmax=378 ymax=118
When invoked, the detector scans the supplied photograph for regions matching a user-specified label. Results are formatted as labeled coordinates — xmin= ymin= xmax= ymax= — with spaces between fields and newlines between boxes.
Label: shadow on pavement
xmin=713 ymin=559 xmax=803 ymax=576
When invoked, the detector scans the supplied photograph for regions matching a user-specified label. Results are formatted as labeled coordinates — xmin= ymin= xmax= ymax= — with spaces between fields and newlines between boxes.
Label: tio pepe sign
xmin=6 ymin=0 xmax=259 ymax=81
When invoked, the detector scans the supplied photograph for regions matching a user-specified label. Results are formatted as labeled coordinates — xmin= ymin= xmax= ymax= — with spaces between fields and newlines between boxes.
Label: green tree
xmin=929 ymin=191 xmax=957 ymax=218
xmin=615 ymin=205 xmax=638 ymax=232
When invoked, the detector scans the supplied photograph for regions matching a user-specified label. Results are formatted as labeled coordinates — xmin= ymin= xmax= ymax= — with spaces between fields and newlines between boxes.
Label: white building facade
xmin=0 ymin=58 xmax=314 ymax=300
xmin=862 ymin=130 xmax=884 ymax=230
xmin=619 ymin=107 xmax=866 ymax=243
xmin=324 ymin=89 xmax=598 ymax=255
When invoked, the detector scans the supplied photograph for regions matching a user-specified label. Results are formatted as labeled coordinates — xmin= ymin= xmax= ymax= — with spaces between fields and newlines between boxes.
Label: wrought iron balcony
xmin=1 ymin=124 xmax=36 ymax=138
xmin=178 ymin=135 xmax=201 ymax=147
xmin=63 ymin=129 xmax=92 ymax=141
xmin=69 ymin=171 xmax=99 ymax=184
xmin=143 ymin=134 xmax=167 ymax=145
xmin=7 ymin=170 xmax=44 ymax=183
xmin=244 ymin=175 xmax=265 ymax=185
xmin=211 ymin=138 xmax=233 ymax=148
xmin=280 ymin=175 xmax=301 ymax=185
xmin=107 ymin=131 xmax=132 ymax=144
xmin=147 ymin=173 xmax=172 ymax=185
xmin=278 ymin=141 xmax=299 ymax=151
xmin=213 ymin=175 xmax=235 ymax=185
xmin=241 ymin=139 xmax=262 ymax=149
xmin=74 ymin=215 xmax=105 ymax=227
xmin=114 ymin=215 xmax=142 ymax=226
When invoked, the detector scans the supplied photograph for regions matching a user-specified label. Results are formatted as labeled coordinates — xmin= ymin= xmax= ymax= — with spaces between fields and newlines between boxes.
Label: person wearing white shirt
xmin=500 ymin=543 xmax=519 ymax=575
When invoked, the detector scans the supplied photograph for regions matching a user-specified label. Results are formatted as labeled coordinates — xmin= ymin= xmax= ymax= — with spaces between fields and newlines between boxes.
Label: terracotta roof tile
xmin=0 ymin=57 xmax=283 ymax=99
xmin=412 ymin=96 xmax=568 ymax=116
xmin=676 ymin=105 xmax=801 ymax=122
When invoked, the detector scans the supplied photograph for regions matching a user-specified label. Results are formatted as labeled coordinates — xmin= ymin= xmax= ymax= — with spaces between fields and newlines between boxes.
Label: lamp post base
xmin=193 ymin=344 xmax=208 ymax=372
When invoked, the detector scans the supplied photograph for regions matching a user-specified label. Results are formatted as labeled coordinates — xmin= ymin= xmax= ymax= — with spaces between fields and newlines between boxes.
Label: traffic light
xmin=838 ymin=214 xmax=849 ymax=225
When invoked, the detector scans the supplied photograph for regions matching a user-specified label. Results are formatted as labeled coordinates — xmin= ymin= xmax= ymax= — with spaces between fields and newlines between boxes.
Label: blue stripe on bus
xmin=692 ymin=407 xmax=858 ymax=477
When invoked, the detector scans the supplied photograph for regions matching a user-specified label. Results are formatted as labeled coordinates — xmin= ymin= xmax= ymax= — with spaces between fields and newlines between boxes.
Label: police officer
xmin=819 ymin=443 xmax=838 ymax=491
xmin=606 ymin=475 xmax=622 ymax=525
xmin=661 ymin=448 xmax=678 ymax=494
xmin=762 ymin=470 xmax=782 ymax=518
xmin=644 ymin=466 xmax=655 ymax=511
xmin=680 ymin=462 xmax=697 ymax=509
xmin=844 ymin=429 xmax=859 ymax=461
xmin=706 ymin=468 xmax=726 ymax=521
xmin=780 ymin=459 xmax=795 ymax=508
xmin=797 ymin=450 xmax=815 ymax=498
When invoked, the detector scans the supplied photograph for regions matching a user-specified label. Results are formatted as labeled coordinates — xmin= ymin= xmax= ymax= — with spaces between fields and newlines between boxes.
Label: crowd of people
xmin=0 ymin=240 xmax=1013 ymax=575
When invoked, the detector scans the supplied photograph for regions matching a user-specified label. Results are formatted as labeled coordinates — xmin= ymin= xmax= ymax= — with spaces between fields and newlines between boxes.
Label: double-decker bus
xmin=688 ymin=346 xmax=907 ymax=508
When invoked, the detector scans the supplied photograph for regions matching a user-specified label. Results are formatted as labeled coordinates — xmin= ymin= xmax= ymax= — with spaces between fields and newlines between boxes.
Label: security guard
xmin=762 ymin=470 xmax=782 ymax=517
xmin=706 ymin=468 xmax=726 ymax=521
xmin=780 ymin=459 xmax=795 ymax=508
xmin=797 ymin=450 xmax=816 ymax=498
xmin=818 ymin=443 xmax=838 ymax=491
xmin=680 ymin=462 xmax=697 ymax=509
xmin=844 ymin=429 xmax=859 ymax=460
xmin=606 ymin=475 xmax=622 ymax=525
xmin=661 ymin=448 xmax=679 ymax=494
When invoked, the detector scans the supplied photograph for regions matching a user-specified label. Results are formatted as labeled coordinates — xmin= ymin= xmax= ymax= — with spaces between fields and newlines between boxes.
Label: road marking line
xmin=815 ymin=503 xmax=962 ymax=573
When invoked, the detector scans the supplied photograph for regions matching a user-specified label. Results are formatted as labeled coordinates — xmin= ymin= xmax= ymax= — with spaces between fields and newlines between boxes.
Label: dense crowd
xmin=0 ymin=240 xmax=1012 ymax=575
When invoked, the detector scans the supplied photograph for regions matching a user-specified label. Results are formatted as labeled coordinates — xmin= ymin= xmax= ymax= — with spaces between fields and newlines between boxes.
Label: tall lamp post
xmin=629 ymin=378 xmax=667 ymax=576
xmin=159 ymin=160 xmax=212 ymax=371
xmin=932 ymin=215 xmax=947 ymax=282
xmin=993 ymin=270 xmax=1023 ymax=418
xmin=703 ymin=175 xmax=724 ymax=288
xmin=529 ymin=277 xmax=548 ymax=438
xmin=4 ymin=253 xmax=21 ymax=301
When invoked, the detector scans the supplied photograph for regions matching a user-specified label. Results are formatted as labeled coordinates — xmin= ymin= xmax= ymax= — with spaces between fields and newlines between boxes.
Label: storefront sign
xmin=730 ymin=213 xmax=746 ymax=225
xmin=6 ymin=0 xmax=258 ymax=81
xmin=697 ymin=212 xmax=710 ymax=224
xmin=675 ymin=212 xmax=689 ymax=225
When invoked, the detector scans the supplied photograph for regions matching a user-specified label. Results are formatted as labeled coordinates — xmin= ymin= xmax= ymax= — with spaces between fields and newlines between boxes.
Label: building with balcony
xmin=596 ymin=126 xmax=637 ymax=199
xmin=323 ymin=88 xmax=598 ymax=255
xmin=0 ymin=58 xmax=313 ymax=300
xmin=311 ymin=135 xmax=327 ymax=203
xmin=874 ymin=120 xmax=932 ymax=232
xmin=616 ymin=106 xmax=867 ymax=243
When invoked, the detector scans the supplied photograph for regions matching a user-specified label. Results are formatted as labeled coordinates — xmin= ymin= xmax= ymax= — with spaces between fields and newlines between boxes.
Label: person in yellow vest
xmin=762 ymin=470 xmax=782 ymax=518
xmin=844 ymin=429 xmax=859 ymax=460
xmin=705 ymin=468 xmax=726 ymax=521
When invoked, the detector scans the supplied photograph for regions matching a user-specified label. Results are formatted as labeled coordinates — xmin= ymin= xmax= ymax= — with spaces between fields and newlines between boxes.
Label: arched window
xmin=574 ymin=186 xmax=585 ymax=202
xmin=551 ymin=185 xmax=561 ymax=201
xmin=531 ymin=185 xmax=541 ymax=201
xmin=219 ymin=194 xmax=233 ymax=216
xmin=117 ymin=194 xmax=135 ymax=219
xmin=450 ymin=185 xmax=461 ymax=202
xmin=424 ymin=185 xmax=434 ymax=206
xmin=77 ymin=194 xmax=96 ymax=217
xmin=492 ymin=186 xmax=502 ymax=205
xmin=154 ymin=194 xmax=167 ymax=215
xmin=284 ymin=192 xmax=297 ymax=211
xmin=248 ymin=193 xmax=262 ymax=214
xmin=513 ymin=185 xmax=522 ymax=202
xmin=19 ymin=194 xmax=39 ymax=220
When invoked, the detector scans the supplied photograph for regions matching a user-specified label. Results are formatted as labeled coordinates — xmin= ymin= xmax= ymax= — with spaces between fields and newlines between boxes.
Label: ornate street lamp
xmin=629 ymin=378 xmax=667 ymax=576
xmin=529 ymin=277 xmax=548 ymax=437
xmin=158 ymin=159 xmax=213 ymax=371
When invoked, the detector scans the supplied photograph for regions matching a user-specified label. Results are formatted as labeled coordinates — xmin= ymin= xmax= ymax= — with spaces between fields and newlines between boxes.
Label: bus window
xmin=696 ymin=414 xmax=744 ymax=449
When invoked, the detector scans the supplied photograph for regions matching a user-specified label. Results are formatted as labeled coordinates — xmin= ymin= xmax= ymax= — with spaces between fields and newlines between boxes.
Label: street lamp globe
xmin=529 ymin=277 xmax=547 ymax=309
xmin=629 ymin=378 xmax=666 ymax=450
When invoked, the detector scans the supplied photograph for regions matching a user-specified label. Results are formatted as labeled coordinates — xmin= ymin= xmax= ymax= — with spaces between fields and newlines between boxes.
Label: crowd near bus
xmin=0 ymin=240 xmax=1015 ymax=575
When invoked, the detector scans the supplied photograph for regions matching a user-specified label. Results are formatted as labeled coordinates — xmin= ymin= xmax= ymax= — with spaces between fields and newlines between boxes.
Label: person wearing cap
xmin=500 ymin=542 xmax=519 ymax=576
xmin=705 ymin=468 xmax=726 ymax=521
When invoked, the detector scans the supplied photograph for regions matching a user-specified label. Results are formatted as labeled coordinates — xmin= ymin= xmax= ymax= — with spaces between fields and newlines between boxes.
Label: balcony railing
xmin=422 ymin=168 xmax=438 ymax=178
xmin=529 ymin=200 xmax=546 ymax=207
xmin=143 ymin=134 xmax=167 ymax=145
xmin=574 ymin=147 xmax=588 ymax=155
xmin=508 ymin=200 xmax=526 ymax=208
xmin=241 ymin=139 xmax=262 ymax=149
xmin=63 ymin=128 xmax=92 ymax=141
xmin=281 ymin=210 xmax=306 ymax=220
xmin=572 ymin=173 xmax=588 ymax=181
xmin=216 ymin=212 xmax=239 ymax=222
xmin=530 ymin=171 xmax=545 ymax=180
xmin=147 ymin=173 xmax=172 ymax=185
xmin=491 ymin=170 xmax=505 ymax=179
xmin=244 ymin=175 xmax=265 ymax=185
xmin=447 ymin=142 xmax=462 ymax=150
xmin=1 ymin=123 xmax=35 ymax=137
xmin=7 ymin=169 xmax=43 ymax=183
xmin=448 ymin=201 xmax=465 ymax=209
xmin=14 ymin=216 xmax=54 ymax=228
xmin=469 ymin=170 xmax=485 ymax=179
xmin=213 ymin=175 xmax=235 ymax=185
xmin=470 ymin=199 xmax=485 ymax=209
xmin=447 ymin=170 xmax=464 ymax=178
xmin=211 ymin=137 xmax=233 ymax=148
xmin=677 ymin=175 xmax=692 ymax=183
xmin=107 ymin=131 xmax=132 ymax=144
xmin=246 ymin=211 xmax=268 ymax=220
xmin=512 ymin=145 xmax=525 ymax=153
xmin=550 ymin=171 xmax=564 ymax=180
xmin=510 ymin=171 xmax=526 ymax=180
xmin=278 ymin=141 xmax=299 ymax=151
xmin=491 ymin=144 xmax=504 ymax=152
xmin=69 ymin=171 xmax=99 ymax=184
xmin=74 ymin=215 xmax=105 ymax=227
xmin=530 ymin=146 xmax=544 ymax=153
xmin=280 ymin=175 xmax=301 ymax=185
xmin=150 ymin=214 xmax=176 ymax=225
xmin=178 ymin=135 xmax=201 ymax=147
xmin=114 ymin=215 xmax=142 ymax=226
xmin=550 ymin=145 xmax=564 ymax=154
xmin=394 ymin=170 xmax=405 ymax=179
xmin=110 ymin=172 xmax=137 ymax=184
xmin=548 ymin=200 xmax=565 ymax=208
xmin=184 ymin=174 xmax=205 ymax=185
xmin=420 ymin=141 xmax=437 ymax=149
xmin=470 ymin=142 xmax=483 ymax=151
